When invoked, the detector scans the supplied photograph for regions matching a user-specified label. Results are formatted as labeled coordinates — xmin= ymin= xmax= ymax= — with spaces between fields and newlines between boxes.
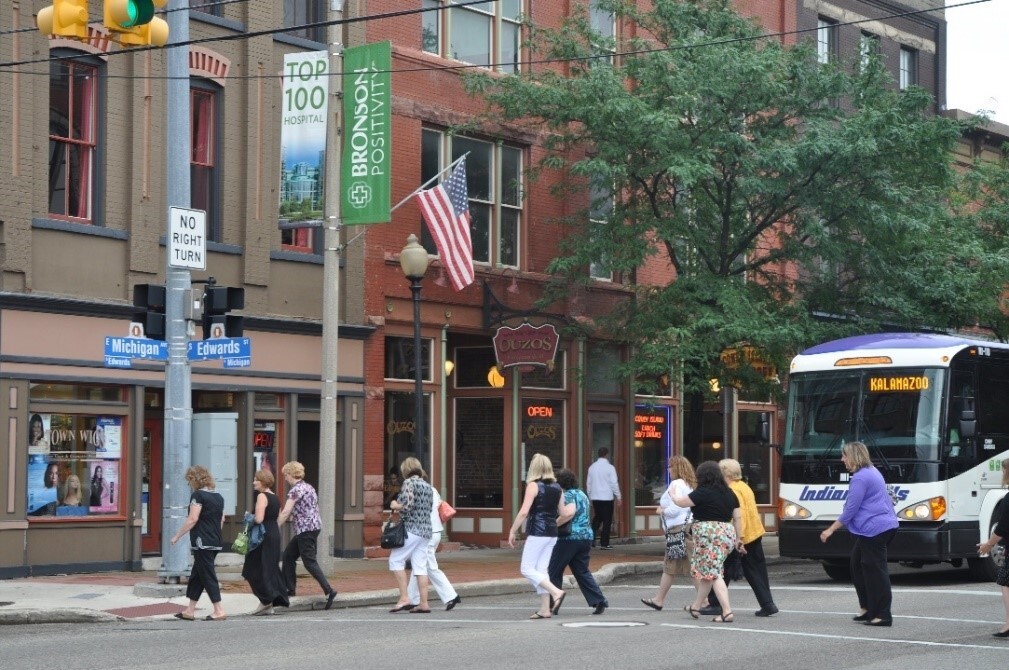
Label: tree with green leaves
xmin=464 ymin=0 xmax=975 ymax=398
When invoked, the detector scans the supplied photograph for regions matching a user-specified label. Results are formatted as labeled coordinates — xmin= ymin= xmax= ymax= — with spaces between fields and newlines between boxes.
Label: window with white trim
xmin=420 ymin=129 xmax=523 ymax=268
xmin=589 ymin=179 xmax=613 ymax=281
xmin=816 ymin=18 xmax=836 ymax=65
xmin=284 ymin=0 xmax=325 ymax=43
xmin=899 ymin=47 xmax=917 ymax=90
xmin=590 ymin=0 xmax=616 ymax=66
xmin=859 ymin=32 xmax=879 ymax=71
xmin=421 ymin=0 xmax=522 ymax=73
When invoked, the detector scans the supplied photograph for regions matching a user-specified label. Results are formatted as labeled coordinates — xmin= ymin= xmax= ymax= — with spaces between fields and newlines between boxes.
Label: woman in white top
xmin=641 ymin=456 xmax=697 ymax=611
xmin=407 ymin=477 xmax=462 ymax=611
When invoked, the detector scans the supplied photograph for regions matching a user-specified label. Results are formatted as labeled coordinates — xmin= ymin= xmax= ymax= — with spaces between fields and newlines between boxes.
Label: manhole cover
xmin=562 ymin=621 xmax=648 ymax=628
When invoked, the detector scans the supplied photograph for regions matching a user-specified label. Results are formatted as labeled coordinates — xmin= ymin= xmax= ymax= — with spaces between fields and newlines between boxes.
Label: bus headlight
xmin=778 ymin=498 xmax=811 ymax=519
xmin=896 ymin=496 xmax=946 ymax=521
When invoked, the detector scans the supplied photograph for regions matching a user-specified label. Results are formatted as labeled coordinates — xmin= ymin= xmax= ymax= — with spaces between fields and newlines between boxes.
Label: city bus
xmin=777 ymin=332 xmax=1009 ymax=580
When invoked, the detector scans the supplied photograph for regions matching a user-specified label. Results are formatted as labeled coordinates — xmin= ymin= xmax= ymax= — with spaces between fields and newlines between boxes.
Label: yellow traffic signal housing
xmin=37 ymin=0 xmax=90 ymax=40
xmin=103 ymin=0 xmax=168 ymax=47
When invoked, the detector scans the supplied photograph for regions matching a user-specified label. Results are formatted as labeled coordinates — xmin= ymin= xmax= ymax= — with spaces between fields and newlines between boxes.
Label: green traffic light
xmin=123 ymin=0 xmax=155 ymax=27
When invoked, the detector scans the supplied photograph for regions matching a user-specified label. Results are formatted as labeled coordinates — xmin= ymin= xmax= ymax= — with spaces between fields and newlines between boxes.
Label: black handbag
xmin=724 ymin=549 xmax=745 ymax=581
xmin=381 ymin=515 xmax=407 ymax=549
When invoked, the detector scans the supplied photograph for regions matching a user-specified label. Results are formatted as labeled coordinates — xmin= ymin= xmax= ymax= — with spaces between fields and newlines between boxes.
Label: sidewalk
xmin=0 ymin=535 xmax=783 ymax=625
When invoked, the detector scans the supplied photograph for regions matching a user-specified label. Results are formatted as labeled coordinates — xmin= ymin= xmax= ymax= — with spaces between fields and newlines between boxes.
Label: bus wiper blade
xmin=855 ymin=415 xmax=891 ymax=471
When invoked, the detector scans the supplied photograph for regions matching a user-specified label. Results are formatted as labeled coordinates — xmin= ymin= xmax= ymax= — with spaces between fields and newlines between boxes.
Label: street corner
xmin=0 ymin=607 xmax=124 ymax=626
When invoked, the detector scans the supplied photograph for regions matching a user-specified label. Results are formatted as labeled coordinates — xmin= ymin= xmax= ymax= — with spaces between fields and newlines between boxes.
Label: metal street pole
xmin=318 ymin=0 xmax=346 ymax=567
xmin=410 ymin=278 xmax=425 ymax=470
xmin=159 ymin=0 xmax=193 ymax=580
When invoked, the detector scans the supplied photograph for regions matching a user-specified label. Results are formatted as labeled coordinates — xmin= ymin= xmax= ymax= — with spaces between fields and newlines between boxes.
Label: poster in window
xmin=28 ymin=413 xmax=52 ymax=454
xmin=27 ymin=455 xmax=60 ymax=515
xmin=87 ymin=459 xmax=119 ymax=513
xmin=92 ymin=417 xmax=122 ymax=458
xmin=253 ymin=421 xmax=276 ymax=476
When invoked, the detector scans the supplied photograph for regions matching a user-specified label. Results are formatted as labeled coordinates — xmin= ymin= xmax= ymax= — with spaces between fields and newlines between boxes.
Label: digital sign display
xmin=867 ymin=376 xmax=930 ymax=392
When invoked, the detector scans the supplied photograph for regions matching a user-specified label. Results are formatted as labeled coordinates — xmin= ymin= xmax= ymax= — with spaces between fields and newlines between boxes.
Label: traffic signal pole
xmin=159 ymin=0 xmax=192 ymax=580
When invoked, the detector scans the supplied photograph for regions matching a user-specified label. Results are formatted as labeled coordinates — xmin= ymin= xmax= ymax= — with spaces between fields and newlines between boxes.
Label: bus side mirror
xmin=960 ymin=410 xmax=976 ymax=439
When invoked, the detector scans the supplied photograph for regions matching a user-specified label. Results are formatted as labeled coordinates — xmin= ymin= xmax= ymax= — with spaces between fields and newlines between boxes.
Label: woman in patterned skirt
xmin=672 ymin=460 xmax=742 ymax=623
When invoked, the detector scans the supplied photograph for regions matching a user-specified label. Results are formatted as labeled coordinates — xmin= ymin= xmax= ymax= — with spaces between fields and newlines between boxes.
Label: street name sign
xmin=187 ymin=337 xmax=251 ymax=369
xmin=169 ymin=206 xmax=207 ymax=270
xmin=104 ymin=336 xmax=169 ymax=369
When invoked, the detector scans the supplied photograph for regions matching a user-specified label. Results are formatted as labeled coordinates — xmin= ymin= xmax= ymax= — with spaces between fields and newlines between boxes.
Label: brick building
xmin=0 ymin=0 xmax=949 ymax=575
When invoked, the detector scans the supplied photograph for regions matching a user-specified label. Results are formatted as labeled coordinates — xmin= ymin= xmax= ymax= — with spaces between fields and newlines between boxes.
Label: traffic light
xmin=37 ymin=0 xmax=90 ymax=41
xmin=202 ymin=285 xmax=244 ymax=340
xmin=103 ymin=0 xmax=168 ymax=47
xmin=132 ymin=284 xmax=166 ymax=340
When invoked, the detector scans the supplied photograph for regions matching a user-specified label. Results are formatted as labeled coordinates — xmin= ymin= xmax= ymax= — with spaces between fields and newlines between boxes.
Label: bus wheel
xmin=967 ymin=509 xmax=1001 ymax=582
xmin=822 ymin=560 xmax=851 ymax=581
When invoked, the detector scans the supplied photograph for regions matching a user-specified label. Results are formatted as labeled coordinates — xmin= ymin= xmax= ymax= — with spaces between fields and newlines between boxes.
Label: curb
xmin=0 ymin=608 xmax=124 ymax=626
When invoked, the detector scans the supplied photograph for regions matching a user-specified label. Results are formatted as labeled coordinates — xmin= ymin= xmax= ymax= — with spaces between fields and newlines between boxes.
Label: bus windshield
xmin=783 ymin=368 xmax=946 ymax=461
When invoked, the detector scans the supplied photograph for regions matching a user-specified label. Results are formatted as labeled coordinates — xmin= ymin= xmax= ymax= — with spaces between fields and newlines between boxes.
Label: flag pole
xmin=390 ymin=152 xmax=469 ymax=214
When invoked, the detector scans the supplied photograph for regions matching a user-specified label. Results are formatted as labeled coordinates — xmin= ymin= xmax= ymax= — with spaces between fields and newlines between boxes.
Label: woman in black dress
xmin=243 ymin=469 xmax=290 ymax=615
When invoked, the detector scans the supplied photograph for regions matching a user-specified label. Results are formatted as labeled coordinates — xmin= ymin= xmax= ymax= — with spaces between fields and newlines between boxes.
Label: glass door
xmin=141 ymin=419 xmax=163 ymax=554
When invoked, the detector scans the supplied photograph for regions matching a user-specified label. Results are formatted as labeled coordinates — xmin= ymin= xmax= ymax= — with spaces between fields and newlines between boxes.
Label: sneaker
xmin=599 ymin=545 xmax=614 ymax=550
xmin=755 ymin=605 xmax=779 ymax=617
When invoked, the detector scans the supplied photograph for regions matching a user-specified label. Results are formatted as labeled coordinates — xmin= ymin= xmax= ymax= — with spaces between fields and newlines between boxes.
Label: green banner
xmin=341 ymin=41 xmax=391 ymax=225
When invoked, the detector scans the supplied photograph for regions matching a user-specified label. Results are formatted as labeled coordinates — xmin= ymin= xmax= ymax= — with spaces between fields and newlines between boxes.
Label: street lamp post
xmin=400 ymin=234 xmax=430 ymax=470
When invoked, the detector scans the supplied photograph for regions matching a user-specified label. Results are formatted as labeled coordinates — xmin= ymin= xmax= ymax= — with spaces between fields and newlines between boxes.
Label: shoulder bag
xmin=660 ymin=513 xmax=687 ymax=561
xmin=232 ymin=522 xmax=250 ymax=555
xmin=992 ymin=542 xmax=1007 ymax=569
xmin=381 ymin=514 xmax=407 ymax=549
xmin=438 ymin=500 xmax=457 ymax=524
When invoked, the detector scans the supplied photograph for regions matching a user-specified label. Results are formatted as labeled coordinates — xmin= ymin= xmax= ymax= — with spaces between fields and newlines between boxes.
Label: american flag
xmin=416 ymin=158 xmax=474 ymax=291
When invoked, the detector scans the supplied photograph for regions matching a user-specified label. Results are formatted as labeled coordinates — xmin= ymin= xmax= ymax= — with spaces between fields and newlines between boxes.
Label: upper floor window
xmin=190 ymin=0 xmax=222 ymax=17
xmin=859 ymin=32 xmax=879 ymax=71
xmin=589 ymin=179 xmax=613 ymax=281
xmin=816 ymin=18 xmax=836 ymax=65
xmin=589 ymin=0 xmax=616 ymax=66
xmin=899 ymin=47 xmax=918 ymax=90
xmin=284 ymin=0 xmax=325 ymax=44
xmin=191 ymin=83 xmax=220 ymax=241
xmin=421 ymin=129 xmax=523 ymax=268
xmin=421 ymin=0 xmax=522 ymax=73
xmin=49 ymin=56 xmax=99 ymax=223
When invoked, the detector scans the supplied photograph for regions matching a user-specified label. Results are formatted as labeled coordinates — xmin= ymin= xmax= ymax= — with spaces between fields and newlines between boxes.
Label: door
xmin=587 ymin=411 xmax=621 ymax=535
xmin=141 ymin=419 xmax=163 ymax=554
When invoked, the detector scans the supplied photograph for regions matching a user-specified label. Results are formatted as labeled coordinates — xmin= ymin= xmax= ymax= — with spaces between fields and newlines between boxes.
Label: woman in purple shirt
xmin=820 ymin=441 xmax=899 ymax=627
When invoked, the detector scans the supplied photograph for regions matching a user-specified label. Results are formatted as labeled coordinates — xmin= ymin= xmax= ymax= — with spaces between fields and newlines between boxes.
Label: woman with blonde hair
xmin=641 ymin=455 xmax=696 ymax=611
xmin=508 ymin=453 xmax=568 ymax=619
xmin=242 ymin=469 xmax=289 ymax=615
xmin=820 ymin=441 xmax=899 ymax=626
xmin=977 ymin=457 xmax=1009 ymax=637
xmin=278 ymin=461 xmax=337 ymax=609
xmin=388 ymin=457 xmax=435 ymax=613
xmin=171 ymin=465 xmax=226 ymax=621
xmin=60 ymin=474 xmax=84 ymax=507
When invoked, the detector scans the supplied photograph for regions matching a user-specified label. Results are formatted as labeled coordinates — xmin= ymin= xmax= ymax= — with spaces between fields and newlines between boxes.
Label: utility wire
xmin=0 ymin=0 xmax=253 ymax=37
xmin=0 ymin=0 xmax=988 ymax=79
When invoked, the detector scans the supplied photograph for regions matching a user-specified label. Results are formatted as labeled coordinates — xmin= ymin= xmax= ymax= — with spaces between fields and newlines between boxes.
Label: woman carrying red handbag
xmin=407 ymin=477 xmax=461 ymax=611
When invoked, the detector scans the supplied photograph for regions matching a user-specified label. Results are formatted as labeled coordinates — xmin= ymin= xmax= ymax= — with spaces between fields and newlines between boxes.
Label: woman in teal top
xmin=548 ymin=469 xmax=609 ymax=615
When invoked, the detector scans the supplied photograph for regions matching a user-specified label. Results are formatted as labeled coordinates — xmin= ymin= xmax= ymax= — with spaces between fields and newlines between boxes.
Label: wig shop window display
xmin=27 ymin=413 xmax=124 ymax=519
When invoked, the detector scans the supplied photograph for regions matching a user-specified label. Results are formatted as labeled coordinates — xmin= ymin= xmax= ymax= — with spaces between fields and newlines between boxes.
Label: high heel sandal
xmin=683 ymin=605 xmax=700 ymax=619
xmin=712 ymin=611 xmax=734 ymax=623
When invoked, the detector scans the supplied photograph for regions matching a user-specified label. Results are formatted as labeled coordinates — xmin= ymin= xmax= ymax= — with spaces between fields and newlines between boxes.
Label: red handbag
xmin=438 ymin=500 xmax=457 ymax=524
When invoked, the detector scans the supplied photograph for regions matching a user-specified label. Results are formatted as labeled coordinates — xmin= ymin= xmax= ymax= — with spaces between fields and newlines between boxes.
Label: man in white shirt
xmin=586 ymin=447 xmax=621 ymax=549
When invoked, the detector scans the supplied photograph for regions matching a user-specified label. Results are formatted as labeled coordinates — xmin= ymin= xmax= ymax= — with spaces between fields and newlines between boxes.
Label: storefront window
xmin=453 ymin=346 xmax=497 ymax=388
xmin=585 ymin=343 xmax=622 ymax=397
xmin=30 ymin=383 xmax=125 ymax=402
xmin=384 ymin=391 xmax=432 ymax=507
xmin=385 ymin=336 xmax=432 ymax=381
xmin=253 ymin=421 xmax=278 ymax=476
xmin=195 ymin=392 xmax=234 ymax=410
xmin=27 ymin=412 xmax=124 ymax=518
xmin=521 ymin=398 xmax=565 ymax=473
xmin=634 ymin=405 xmax=672 ymax=504
xmin=455 ymin=397 xmax=504 ymax=508
xmin=739 ymin=410 xmax=772 ymax=504
xmin=521 ymin=351 xmax=566 ymax=390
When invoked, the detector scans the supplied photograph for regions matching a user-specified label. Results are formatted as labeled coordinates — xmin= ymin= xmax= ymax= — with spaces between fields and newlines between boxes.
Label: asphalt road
xmin=3 ymin=560 xmax=1008 ymax=670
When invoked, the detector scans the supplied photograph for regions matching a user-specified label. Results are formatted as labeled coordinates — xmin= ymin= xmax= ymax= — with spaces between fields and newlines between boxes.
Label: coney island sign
xmin=492 ymin=323 xmax=560 ymax=369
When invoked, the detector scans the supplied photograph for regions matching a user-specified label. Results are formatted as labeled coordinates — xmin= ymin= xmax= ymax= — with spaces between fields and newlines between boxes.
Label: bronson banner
xmin=341 ymin=41 xmax=391 ymax=225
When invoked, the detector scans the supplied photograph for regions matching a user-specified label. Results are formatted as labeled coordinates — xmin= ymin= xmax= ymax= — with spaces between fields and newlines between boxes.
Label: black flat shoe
xmin=445 ymin=595 xmax=462 ymax=611
xmin=852 ymin=612 xmax=870 ymax=621
xmin=993 ymin=629 xmax=1009 ymax=638
xmin=592 ymin=603 xmax=607 ymax=615
xmin=864 ymin=618 xmax=892 ymax=627
xmin=325 ymin=590 xmax=337 ymax=611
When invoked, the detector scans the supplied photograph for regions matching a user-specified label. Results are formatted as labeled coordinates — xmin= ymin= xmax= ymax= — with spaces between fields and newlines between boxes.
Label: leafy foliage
xmin=463 ymin=0 xmax=979 ymax=394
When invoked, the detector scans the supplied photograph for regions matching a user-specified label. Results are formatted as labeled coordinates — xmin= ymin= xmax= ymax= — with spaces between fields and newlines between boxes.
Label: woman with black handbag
xmin=641 ymin=456 xmax=696 ymax=612
xmin=672 ymin=460 xmax=742 ymax=623
xmin=977 ymin=457 xmax=1009 ymax=638
xmin=387 ymin=457 xmax=434 ymax=613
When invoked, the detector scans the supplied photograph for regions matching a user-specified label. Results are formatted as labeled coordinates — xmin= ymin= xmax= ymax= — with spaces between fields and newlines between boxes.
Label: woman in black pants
xmin=977 ymin=457 xmax=1009 ymax=638
xmin=171 ymin=465 xmax=227 ymax=621
xmin=548 ymin=469 xmax=608 ymax=615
